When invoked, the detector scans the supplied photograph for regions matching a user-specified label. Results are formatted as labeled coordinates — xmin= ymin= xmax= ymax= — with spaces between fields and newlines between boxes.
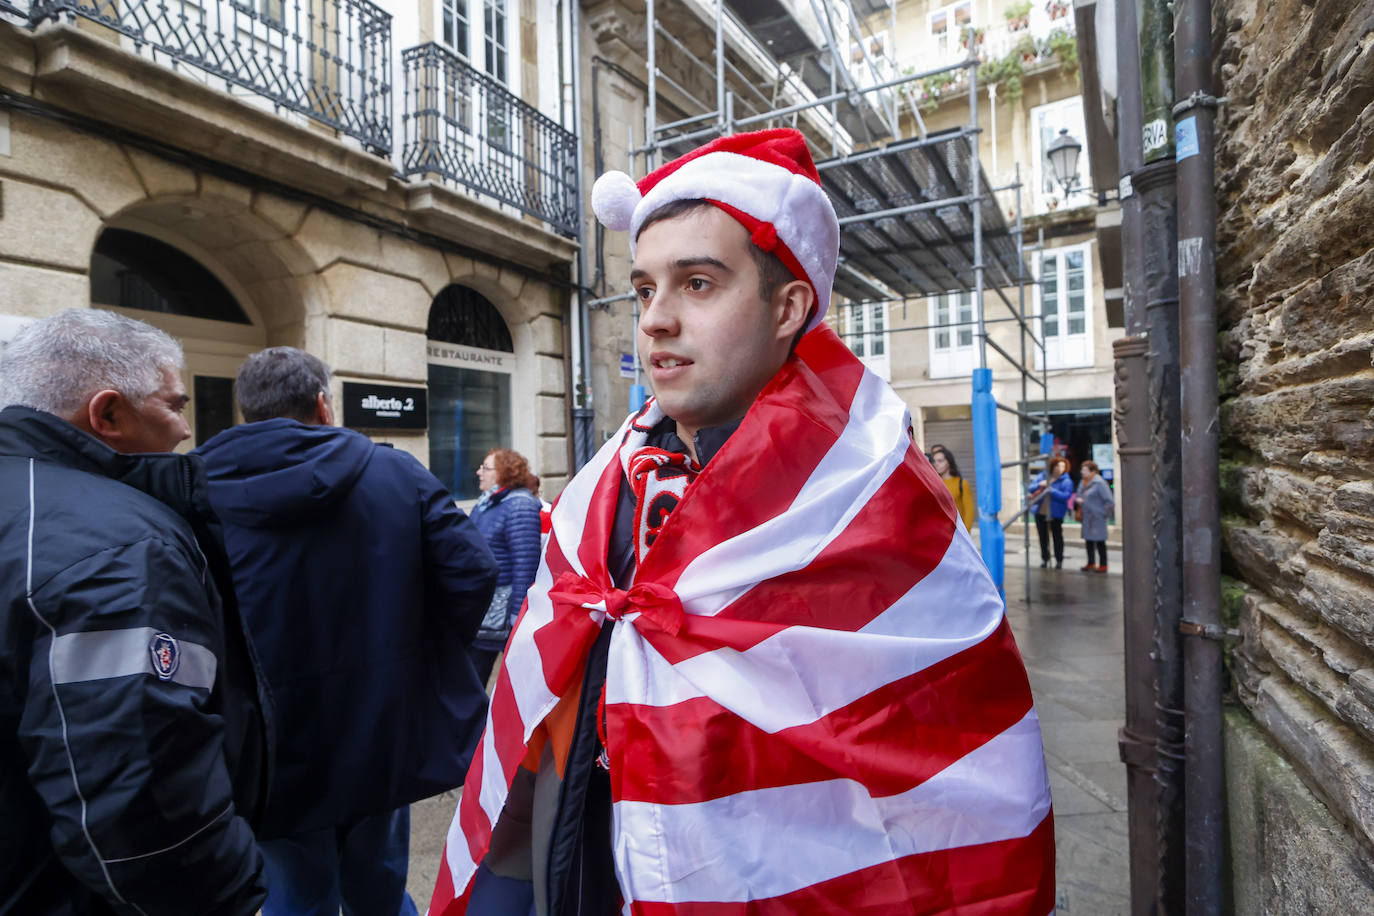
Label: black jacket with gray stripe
xmin=0 ymin=406 xmax=271 ymax=915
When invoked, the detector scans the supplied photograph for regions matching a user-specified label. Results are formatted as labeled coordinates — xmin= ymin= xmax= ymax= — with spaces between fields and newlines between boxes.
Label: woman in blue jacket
xmin=1027 ymin=456 xmax=1074 ymax=568
xmin=470 ymin=448 xmax=544 ymax=684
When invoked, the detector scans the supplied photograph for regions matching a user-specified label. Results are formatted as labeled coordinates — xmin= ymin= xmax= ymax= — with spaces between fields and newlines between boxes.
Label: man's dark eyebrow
xmin=630 ymin=257 xmax=730 ymax=282
xmin=673 ymin=256 xmax=730 ymax=273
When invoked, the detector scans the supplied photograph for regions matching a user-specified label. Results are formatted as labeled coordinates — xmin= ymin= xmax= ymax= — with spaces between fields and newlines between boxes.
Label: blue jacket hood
xmin=195 ymin=419 xmax=375 ymax=528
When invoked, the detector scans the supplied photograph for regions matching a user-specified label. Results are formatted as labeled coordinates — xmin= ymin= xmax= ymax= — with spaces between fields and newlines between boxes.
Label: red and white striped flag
xmin=430 ymin=325 xmax=1055 ymax=914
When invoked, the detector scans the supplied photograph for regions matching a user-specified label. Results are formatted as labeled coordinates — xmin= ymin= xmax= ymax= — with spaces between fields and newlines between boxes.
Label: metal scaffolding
xmin=596 ymin=2 xmax=1052 ymax=597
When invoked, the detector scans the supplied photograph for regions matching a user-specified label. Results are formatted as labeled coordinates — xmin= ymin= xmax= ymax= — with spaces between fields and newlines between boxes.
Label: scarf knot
xmin=548 ymin=571 xmax=684 ymax=637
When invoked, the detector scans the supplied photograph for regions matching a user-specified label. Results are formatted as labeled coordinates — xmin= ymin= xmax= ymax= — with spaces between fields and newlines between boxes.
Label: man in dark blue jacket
xmin=0 ymin=308 xmax=271 ymax=915
xmin=196 ymin=347 xmax=496 ymax=916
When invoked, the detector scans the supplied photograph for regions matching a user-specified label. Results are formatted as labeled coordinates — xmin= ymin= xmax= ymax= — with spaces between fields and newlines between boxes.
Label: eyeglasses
xmin=476 ymin=463 xmax=495 ymax=472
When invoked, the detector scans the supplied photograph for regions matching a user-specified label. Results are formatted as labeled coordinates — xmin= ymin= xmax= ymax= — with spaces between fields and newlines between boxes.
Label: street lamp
xmin=1046 ymin=128 xmax=1083 ymax=194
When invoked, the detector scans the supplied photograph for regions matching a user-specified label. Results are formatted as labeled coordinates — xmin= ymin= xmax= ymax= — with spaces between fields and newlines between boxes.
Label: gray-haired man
xmin=0 ymin=308 xmax=270 ymax=914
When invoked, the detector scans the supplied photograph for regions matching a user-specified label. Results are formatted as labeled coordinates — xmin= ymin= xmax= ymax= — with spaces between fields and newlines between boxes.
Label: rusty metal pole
xmin=1113 ymin=3 xmax=1161 ymax=912
xmin=1174 ymin=0 xmax=1224 ymax=911
xmin=1136 ymin=0 xmax=1186 ymax=907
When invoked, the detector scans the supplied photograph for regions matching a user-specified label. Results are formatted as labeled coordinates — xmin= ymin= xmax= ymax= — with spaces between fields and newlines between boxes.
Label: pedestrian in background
xmin=1076 ymin=460 xmax=1115 ymax=572
xmin=0 ymin=308 xmax=270 ymax=913
xmin=196 ymin=347 xmax=496 ymax=916
xmin=469 ymin=447 xmax=543 ymax=685
xmin=1028 ymin=455 xmax=1074 ymax=568
xmin=930 ymin=443 xmax=976 ymax=530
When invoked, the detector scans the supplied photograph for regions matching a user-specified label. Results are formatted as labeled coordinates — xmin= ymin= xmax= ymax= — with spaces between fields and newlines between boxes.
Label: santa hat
xmin=591 ymin=128 xmax=840 ymax=329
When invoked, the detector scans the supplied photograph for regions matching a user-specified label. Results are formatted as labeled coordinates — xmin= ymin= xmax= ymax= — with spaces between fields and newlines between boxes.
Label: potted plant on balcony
xmin=1044 ymin=26 xmax=1079 ymax=75
xmin=978 ymin=51 xmax=1024 ymax=106
xmin=1045 ymin=0 xmax=1071 ymax=21
xmin=916 ymin=69 xmax=962 ymax=111
xmin=960 ymin=26 xmax=986 ymax=51
xmin=1015 ymin=34 xmax=1039 ymax=64
xmin=1004 ymin=1 xmax=1032 ymax=31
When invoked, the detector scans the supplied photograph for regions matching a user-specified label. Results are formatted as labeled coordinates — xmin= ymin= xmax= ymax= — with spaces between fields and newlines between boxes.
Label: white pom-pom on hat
xmin=591 ymin=171 xmax=642 ymax=232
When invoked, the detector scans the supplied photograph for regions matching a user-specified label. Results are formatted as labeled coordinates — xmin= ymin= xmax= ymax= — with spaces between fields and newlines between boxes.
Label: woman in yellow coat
xmin=930 ymin=443 xmax=977 ymax=530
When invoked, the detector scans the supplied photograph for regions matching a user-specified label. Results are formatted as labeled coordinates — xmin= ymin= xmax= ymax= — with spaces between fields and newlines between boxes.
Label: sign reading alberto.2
xmin=342 ymin=382 xmax=428 ymax=431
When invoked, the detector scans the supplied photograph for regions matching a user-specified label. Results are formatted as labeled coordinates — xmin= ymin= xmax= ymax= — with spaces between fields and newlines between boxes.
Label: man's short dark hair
xmin=636 ymin=199 xmax=797 ymax=302
xmin=236 ymin=347 xmax=332 ymax=423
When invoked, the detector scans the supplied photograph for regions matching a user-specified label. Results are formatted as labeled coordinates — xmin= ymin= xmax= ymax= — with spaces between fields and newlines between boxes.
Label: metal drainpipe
xmin=570 ymin=0 xmax=594 ymax=469
xmin=1174 ymin=0 xmax=1224 ymax=911
xmin=1135 ymin=0 xmax=1186 ymax=910
xmin=1112 ymin=1 xmax=1161 ymax=912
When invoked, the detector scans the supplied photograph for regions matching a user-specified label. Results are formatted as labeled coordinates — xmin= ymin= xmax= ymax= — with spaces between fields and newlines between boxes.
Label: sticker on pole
xmin=1175 ymin=116 xmax=1200 ymax=162
xmin=1143 ymin=118 xmax=1169 ymax=157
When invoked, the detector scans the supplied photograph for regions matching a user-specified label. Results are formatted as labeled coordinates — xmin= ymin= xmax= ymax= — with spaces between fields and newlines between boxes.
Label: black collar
xmin=651 ymin=416 xmax=743 ymax=467
xmin=0 ymin=405 xmax=209 ymax=520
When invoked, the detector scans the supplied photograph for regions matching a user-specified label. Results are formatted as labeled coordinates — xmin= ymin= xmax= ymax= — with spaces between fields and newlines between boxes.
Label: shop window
xmin=426 ymin=284 xmax=515 ymax=500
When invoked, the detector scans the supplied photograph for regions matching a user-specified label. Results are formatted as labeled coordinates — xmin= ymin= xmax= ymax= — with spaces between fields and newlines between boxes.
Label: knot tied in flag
xmin=548 ymin=571 xmax=684 ymax=637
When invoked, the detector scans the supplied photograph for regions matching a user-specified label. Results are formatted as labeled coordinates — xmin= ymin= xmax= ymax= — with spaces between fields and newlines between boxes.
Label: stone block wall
xmin=1213 ymin=0 xmax=1374 ymax=897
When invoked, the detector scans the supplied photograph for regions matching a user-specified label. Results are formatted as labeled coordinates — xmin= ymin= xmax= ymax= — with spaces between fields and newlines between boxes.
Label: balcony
xmin=26 ymin=0 xmax=392 ymax=153
xmin=401 ymin=42 xmax=578 ymax=239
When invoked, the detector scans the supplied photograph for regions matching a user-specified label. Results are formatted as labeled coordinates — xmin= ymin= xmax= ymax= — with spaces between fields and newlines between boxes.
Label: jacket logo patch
xmin=149 ymin=633 xmax=180 ymax=680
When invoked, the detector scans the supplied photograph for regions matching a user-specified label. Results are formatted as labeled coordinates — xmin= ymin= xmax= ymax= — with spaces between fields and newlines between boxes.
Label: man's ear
xmin=775 ymin=279 xmax=815 ymax=342
xmin=84 ymin=389 xmax=131 ymax=445
xmin=314 ymin=391 xmax=334 ymax=427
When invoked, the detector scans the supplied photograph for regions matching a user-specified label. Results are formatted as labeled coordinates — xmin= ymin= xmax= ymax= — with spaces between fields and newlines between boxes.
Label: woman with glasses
xmin=468 ymin=448 xmax=543 ymax=685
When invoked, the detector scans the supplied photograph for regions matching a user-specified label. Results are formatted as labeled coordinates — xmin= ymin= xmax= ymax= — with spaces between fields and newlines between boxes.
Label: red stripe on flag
xmin=635 ymin=345 xmax=866 ymax=587
xmin=646 ymin=452 xmax=955 ymax=666
xmin=456 ymin=744 xmax=492 ymax=866
xmin=609 ymin=617 xmax=1031 ymax=805
xmin=628 ymin=812 xmax=1055 ymax=916
xmin=487 ymin=663 xmax=529 ymax=785
xmin=427 ymin=842 xmax=460 ymax=915
xmin=574 ymin=453 xmax=625 ymax=580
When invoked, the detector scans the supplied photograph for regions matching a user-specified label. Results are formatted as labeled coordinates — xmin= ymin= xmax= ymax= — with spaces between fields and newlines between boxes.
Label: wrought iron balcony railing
xmin=28 ymin=0 xmax=392 ymax=154
xmin=402 ymin=42 xmax=578 ymax=238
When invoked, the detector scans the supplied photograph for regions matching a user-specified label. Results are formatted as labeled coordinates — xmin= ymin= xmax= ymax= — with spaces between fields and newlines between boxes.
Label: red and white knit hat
xmin=591 ymin=128 xmax=840 ymax=329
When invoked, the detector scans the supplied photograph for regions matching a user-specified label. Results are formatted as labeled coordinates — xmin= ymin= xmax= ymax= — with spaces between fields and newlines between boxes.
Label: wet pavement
xmin=1004 ymin=550 xmax=1131 ymax=915
xmin=407 ymin=549 xmax=1131 ymax=913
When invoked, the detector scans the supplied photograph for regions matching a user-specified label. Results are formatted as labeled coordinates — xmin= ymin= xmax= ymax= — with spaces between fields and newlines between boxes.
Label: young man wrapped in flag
xmin=430 ymin=129 xmax=1056 ymax=915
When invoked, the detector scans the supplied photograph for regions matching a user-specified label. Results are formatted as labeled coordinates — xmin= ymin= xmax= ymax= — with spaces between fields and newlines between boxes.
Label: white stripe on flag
xmin=549 ymin=415 xmax=628 ymax=578
xmin=612 ymin=709 xmax=1052 ymax=905
xmin=671 ymin=369 xmax=907 ymax=614
xmin=606 ymin=529 xmax=1004 ymax=729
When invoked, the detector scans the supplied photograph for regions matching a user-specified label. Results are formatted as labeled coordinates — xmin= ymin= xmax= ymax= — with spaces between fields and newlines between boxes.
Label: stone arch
xmin=90 ymin=193 xmax=322 ymax=447
xmin=99 ymin=192 xmax=319 ymax=345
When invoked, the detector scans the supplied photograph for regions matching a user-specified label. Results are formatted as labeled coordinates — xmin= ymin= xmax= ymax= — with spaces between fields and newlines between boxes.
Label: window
xmin=929 ymin=1 xmax=972 ymax=62
xmin=483 ymin=0 xmax=507 ymax=85
xmin=442 ymin=0 xmax=469 ymax=58
xmin=1030 ymin=97 xmax=1090 ymax=214
xmin=840 ymin=303 xmax=890 ymax=378
xmin=929 ymin=290 xmax=977 ymax=378
xmin=1035 ymin=243 xmax=1093 ymax=369
xmin=90 ymin=229 xmax=250 ymax=324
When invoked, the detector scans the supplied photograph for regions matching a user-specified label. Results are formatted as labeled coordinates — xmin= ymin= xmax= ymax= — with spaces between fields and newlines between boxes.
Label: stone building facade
xmin=837 ymin=0 xmax=1123 ymax=539
xmin=0 ymin=0 xmax=576 ymax=501
xmin=1212 ymin=0 xmax=1374 ymax=908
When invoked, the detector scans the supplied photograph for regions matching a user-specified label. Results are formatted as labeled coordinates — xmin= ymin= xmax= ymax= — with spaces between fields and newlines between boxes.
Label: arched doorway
xmin=90 ymin=227 xmax=267 ymax=448
xmin=426 ymin=284 xmax=516 ymax=500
